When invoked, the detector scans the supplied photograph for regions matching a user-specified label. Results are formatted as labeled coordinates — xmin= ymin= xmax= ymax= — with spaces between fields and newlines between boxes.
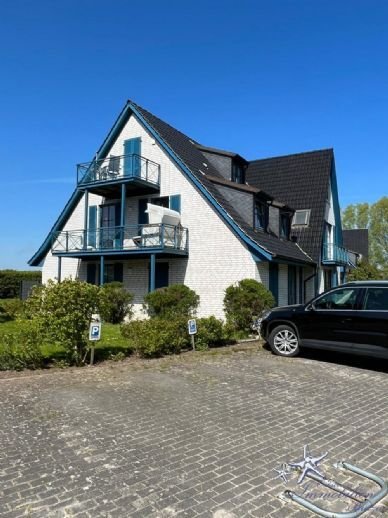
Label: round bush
xmin=143 ymin=284 xmax=199 ymax=319
xmin=224 ymin=279 xmax=275 ymax=332
xmin=0 ymin=320 xmax=43 ymax=371
xmin=121 ymin=318 xmax=189 ymax=358
xmin=195 ymin=316 xmax=226 ymax=351
xmin=99 ymin=282 xmax=133 ymax=324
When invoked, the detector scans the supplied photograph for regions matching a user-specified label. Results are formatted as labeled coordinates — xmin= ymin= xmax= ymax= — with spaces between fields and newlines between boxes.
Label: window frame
xmin=292 ymin=209 xmax=311 ymax=227
xmin=254 ymin=201 xmax=268 ymax=230
xmin=279 ymin=212 xmax=291 ymax=239
xmin=312 ymin=287 xmax=362 ymax=311
xmin=362 ymin=287 xmax=388 ymax=312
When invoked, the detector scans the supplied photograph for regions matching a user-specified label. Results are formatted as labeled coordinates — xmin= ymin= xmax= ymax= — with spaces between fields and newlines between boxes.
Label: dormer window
xmin=292 ymin=209 xmax=311 ymax=227
xmin=231 ymin=162 xmax=245 ymax=184
xmin=254 ymin=201 xmax=267 ymax=230
xmin=279 ymin=213 xmax=291 ymax=239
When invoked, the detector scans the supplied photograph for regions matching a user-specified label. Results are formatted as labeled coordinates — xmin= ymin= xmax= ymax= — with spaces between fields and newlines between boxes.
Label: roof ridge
xmin=249 ymin=148 xmax=333 ymax=164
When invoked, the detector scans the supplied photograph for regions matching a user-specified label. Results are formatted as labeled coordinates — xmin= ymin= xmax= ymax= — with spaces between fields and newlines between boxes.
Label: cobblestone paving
xmin=0 ymin=345 xmax=387 ymax=517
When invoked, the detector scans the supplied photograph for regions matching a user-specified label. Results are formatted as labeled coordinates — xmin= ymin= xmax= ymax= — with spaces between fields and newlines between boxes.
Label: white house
xmin=29 ymin=101 xmax=348 ymax=318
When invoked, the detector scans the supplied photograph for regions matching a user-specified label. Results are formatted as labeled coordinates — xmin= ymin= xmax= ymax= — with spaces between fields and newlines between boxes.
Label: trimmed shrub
xmin=224 ymin=279 xmax=275 ymax=332
xmin=0 ymin=320 xmax=44 ymax=371
xmin=195 ymin=316 xmax=226 ymax=351
xmin=0 ymin=298 xmax=25 ymax=320
xmin=100 ymin=282 xmax=134 ymax=324
xmin=121 ymin=318 xmax=189 ymax=358
xmin=144 ymin=284 xmax=199 ymax=319
xmin=24 ymin=280 xmax=101 ymax=365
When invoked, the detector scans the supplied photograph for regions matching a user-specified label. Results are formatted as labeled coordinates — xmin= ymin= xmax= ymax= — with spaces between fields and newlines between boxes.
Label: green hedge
xmin=0 ymin=270 xmax=41 ymax=299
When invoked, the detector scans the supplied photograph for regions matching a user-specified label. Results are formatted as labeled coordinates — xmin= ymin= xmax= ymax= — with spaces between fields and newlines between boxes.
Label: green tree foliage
xmin=25 ymin=280 xmax=101 ymax=364
xmin=347 ymin=260 xmax=383 ymax=281
xmin=99 ymin=282 xmax=134 ymax=324
xmin=342 ymin=197 xmax=388 ymax=271
xmin=195 ymin=316 xmax=227 ymax=351
xmin=0 ymin=270 xmax=42 ymax=299
xmin=224 ymin=279 xmax=275 ymax=332
xmin=143 ymin=284 xmax=200 ymax=319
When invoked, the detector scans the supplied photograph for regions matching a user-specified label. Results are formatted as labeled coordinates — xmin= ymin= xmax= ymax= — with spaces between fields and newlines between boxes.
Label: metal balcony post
xmin=66 ymin=231 xmax=69 ymax=252
xmin=57 ymin=257 xmax=62 ymax=283
xmin=145 ymin=158 xmax=148 ymax=182
xmin=100 ymin=256 xmax=105 ymax=286
xmin=161 ymin=224 xmax=165 ymax=249
xmin=120 ymin=183 xmax=126 ymax=248
xmin=150 ymin=254 xmax=156 ymax=292
xmin=83 ymin=190 xmax=89 ymax=250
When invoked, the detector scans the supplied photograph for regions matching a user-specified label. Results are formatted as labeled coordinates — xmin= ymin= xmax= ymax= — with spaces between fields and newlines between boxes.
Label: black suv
xmin=260 ymin=281 xmax=388 ymax=358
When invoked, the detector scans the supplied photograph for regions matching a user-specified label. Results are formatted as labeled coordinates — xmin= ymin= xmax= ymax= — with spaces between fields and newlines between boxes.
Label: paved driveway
xmin=0 ymin=344 xmax=387 ymax=517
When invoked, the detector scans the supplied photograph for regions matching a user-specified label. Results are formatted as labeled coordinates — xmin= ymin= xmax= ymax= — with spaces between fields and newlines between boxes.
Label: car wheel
xmin=269 ymin=325 xmax=300 ymax=357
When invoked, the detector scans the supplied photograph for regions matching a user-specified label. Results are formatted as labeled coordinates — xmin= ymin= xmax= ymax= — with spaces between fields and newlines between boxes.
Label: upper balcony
xmin=77 ymin=154 xmax=160 ymax=197
xmin=51 ymin=223 xmax=188 ymax=259
xmin=322 ymin=243 xmax=349 ymax=265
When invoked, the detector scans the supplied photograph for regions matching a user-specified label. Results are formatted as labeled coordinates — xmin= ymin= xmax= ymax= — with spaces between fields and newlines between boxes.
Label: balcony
xmin=322 ymin=243 xmax=349 ymax=265
xmin=51 ymin=224 xmax=188 ymax=258
xmin=77 ymin=154 xmax=160 ymax=196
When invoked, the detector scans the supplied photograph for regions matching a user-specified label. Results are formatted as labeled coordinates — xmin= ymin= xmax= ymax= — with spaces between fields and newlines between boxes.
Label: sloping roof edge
xmin=29 ymin=101 xmax=314 ymax=267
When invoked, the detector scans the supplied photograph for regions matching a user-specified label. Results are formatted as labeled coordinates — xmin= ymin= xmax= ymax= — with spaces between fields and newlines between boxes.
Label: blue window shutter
xmin=88 ymin=206 xmax=97 ymax=247
xmin=87 ymin=263 xmax=97 ymax=284
xmin=169 ymin=194 xmax=181 ymax=213
xmin=114 ymin=263 xmax=123 ymax=282
xmin=269 ymin=263 xmax=279 ymax=305
xmin=124 ymin=138 xmax=141 ymax=177
xmin=138 ymin=199 xmax=148 ymax=225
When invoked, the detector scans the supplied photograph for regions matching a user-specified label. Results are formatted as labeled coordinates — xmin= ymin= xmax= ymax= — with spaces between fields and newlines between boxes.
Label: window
xmin=231 ymin=162 xmax=245 ymax=184
xmin=364 ymin=289 xmax=388 ymax=311
xmin=292 ymin=209 xmax=311 ymax=226
xmin=149 ymin=262 xmax=169 ymax=291
xmin=254 ymin=202 xmax=267 ymax=230
xmin=279 ymin=213 xmax=290 ymax=239
xmin=314 ymin=288 xmax=359 ymax=310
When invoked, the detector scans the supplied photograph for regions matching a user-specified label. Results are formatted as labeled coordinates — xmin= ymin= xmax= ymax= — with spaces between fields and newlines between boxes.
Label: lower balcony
xmin=51 ymin=224 xmax=188 ymax=258
xmin=322 ymin=243 xmax=349 ymax=265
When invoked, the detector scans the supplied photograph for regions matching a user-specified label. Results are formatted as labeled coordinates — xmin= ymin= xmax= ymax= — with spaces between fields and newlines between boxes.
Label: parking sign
xmin=188 ymin=319 xmax=197 ymax=335
xmin=89 ymin=322 xmax=101 ymax=341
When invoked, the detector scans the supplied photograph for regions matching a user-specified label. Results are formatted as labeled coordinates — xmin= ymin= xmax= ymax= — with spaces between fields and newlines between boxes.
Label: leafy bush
xmin=0 ymin=320 xmax=44 ymax=371
xmin=144 ymin=284 xmax=200 ymax=319
xmin=224 ymin=279 xmax=275 ymax=332
xmin=121 ymin=318 xmax=189 ymax=358
xmin=195 ymin=316 xmax=226 ymax=351
xmin=347 ymin=260 xmax=383 ymax=281
xmin=25 ymin=280 xmax=101 ymax=365
xmin=0 ymin=269 xmax=41 ymax=299
xmin=0 ymin=298 xmax=25 ymax=320
xmin=99 ymin=282 xmax=133 ymax=324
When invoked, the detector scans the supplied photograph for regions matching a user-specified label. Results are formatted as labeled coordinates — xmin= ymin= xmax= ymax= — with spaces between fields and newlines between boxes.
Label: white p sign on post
xmin=188 ymin=319 xmax=197 ymax=351
xmin=89 ymin=322 xmax=101 ymax=341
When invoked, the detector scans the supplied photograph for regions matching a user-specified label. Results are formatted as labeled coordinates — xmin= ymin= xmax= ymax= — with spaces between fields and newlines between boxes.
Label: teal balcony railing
xmin=77 ymin=154 xmax=160 ymax=187
xmin=322 ymin=243 xmax=349 ymax=265
xmin=51 ymin=224 xmax=188 ymax=254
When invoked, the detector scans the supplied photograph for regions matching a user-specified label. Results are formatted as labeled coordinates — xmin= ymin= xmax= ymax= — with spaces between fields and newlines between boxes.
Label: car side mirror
xmin=306 ymin=303 xmax=315 ymax=311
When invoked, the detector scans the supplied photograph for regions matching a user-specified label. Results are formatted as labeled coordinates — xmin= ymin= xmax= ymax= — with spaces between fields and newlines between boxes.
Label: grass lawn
xmin=0 ymin=320 xmax=131 ymax=365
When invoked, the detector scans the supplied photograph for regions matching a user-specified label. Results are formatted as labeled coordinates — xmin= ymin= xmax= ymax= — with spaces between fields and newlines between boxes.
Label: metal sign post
xmin=188 ymin=319 xmax=197 ymax=350
xmin=88 ymin=314 xmax=101 ymax=365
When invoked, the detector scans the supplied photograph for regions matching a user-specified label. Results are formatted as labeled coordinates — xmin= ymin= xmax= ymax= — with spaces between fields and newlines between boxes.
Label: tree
xmin=342 ymin=197 xmax=388 ymax=272
xmin=347 ymin=260 xmax=383 ymax=281
xmin=25 ymin=280 xmax=101 ymax=364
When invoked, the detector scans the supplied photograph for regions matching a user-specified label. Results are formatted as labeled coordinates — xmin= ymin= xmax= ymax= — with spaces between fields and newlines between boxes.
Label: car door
xmin=296 ymin=287 xmax=363 ymax=349
xmin=351 ymin=287 xmax=388 ymax=353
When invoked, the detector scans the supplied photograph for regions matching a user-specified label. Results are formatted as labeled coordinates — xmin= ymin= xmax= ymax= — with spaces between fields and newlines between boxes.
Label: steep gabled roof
xmin=343 ymin=229 xmax=369 ymax=259
xmin=29 ymin=101 xmax=313 ymax=266
xmin=246 ymin=149 xmax=334 ymax=262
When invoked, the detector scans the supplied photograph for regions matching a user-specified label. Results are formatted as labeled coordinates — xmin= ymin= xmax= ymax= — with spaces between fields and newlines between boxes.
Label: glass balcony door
xmin=100 ymin=204 xmax=120 ymax=249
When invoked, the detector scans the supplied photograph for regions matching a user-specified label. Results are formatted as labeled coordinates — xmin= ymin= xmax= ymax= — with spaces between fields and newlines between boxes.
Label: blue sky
xmin=1 ymin=0 xmax=387 ymax=270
